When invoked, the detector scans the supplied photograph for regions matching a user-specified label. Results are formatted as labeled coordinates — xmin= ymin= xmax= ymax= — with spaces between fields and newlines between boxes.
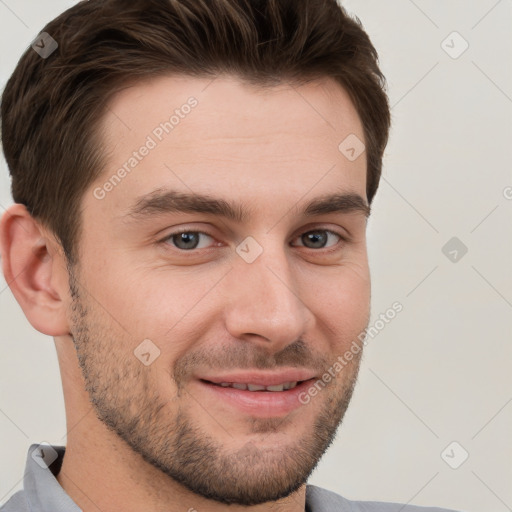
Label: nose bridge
xmin=223 ymin=240 xmax=313 ymax=347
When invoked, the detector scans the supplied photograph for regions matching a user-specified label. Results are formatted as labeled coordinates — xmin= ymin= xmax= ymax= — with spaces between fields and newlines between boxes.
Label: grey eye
xmin=166 ymin=231 xmax=214 ymax=250
xmin=296 ymin=230 xmax=340 ymax=249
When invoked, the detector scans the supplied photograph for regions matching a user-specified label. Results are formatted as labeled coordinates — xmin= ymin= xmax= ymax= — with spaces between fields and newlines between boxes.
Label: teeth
xmin=247 ymin=384 xmax=266 ymax=391
xmin=215 ymin=381 xmax=300 ymax=391
xmin=266 ymin=384 xmax=285 ymax=391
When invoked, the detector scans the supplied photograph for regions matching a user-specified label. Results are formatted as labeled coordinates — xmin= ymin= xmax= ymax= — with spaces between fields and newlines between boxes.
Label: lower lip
xmin=196 ymin=379 xmax=316 ymax=417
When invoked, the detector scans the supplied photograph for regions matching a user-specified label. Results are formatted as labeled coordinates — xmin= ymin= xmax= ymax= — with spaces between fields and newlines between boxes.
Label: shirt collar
xmin=24 ymin=443 xmax=81 ymax=512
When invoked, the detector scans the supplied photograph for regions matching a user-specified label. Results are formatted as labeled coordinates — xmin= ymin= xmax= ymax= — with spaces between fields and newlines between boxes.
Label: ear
xmin=0 ymin=203 xmax=71 ymax=336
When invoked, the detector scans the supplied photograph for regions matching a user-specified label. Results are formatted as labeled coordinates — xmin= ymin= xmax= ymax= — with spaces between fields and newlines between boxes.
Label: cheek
xmin=311 ymin=264 xmax=370 ymax=347
xmin=340 ymin=248 xmax=371 ymax=311
xmin=88 ymin=263 xmax=225 ymax=354
xmin=339 ymin=263 xmax=371 ymax=311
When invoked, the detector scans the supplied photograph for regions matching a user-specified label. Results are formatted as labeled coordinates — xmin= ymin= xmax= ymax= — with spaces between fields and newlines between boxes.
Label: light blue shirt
xmin=1 ymin=444 xmax=462 ymax=511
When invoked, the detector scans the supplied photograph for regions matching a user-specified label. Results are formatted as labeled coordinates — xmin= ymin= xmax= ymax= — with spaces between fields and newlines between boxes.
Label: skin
xmin=0 ymin=74 xmax=371 ymax=512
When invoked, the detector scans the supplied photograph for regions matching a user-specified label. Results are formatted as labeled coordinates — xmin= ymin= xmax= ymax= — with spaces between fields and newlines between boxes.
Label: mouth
xmin=203 ymin=380 xmax=302 ymax=392
xmin=193 ymin=370 xmax=318 ymax=417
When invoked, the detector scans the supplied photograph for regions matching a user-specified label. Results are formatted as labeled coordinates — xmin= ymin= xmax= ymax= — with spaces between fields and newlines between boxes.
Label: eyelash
xmin=159 ymin=227 xmax=347 ymax=253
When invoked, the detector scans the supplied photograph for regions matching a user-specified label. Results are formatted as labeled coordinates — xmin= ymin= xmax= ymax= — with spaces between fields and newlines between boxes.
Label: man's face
xmin=68 ymin=75 xmax=370 ymax=505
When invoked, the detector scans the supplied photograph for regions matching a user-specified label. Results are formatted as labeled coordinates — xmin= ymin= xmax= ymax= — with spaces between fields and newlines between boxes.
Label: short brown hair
xmin=1 ymin=0 xmax=390 ymax=266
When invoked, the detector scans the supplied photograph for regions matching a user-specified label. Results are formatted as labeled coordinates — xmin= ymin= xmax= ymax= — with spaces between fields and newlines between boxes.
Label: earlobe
xmin=0 ymin=203 xmax=71 ymax=337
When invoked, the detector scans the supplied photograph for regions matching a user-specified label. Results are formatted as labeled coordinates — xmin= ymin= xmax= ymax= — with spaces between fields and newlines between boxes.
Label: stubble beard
xmin=67 ymin=265 xmax=363 ymax=506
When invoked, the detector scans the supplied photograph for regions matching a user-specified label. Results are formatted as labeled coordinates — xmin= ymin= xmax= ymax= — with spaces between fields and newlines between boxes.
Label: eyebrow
xmin=124 ymin=188 xmax=370 ymax=223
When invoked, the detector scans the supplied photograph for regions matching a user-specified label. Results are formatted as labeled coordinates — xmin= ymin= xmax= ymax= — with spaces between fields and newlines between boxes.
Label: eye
xmin=292 ymin=229 xmax=343 ymax=250
xmin=162 ymin=230 xmax=215 ymax=251
xmin=160 ymin=228 xmax=344 ymax=253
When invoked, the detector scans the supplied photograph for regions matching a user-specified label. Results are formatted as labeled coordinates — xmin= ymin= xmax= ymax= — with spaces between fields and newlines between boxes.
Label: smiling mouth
xmin=196 ymin=377 xmax=318 ymax=416
xmin=200 ymin=380 xmax=311 ymax=392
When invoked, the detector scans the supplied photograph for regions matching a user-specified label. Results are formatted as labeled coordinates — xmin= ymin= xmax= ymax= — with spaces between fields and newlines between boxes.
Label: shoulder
xmin=306 ymin=484 xmax=463 ymax=512
xmin=0 ymin=491 xmax=30 ymax=512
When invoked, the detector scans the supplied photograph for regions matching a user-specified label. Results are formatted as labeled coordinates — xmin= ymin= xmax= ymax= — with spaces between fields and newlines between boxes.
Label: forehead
xmin=101 ymin=73 xmax=363 ymax=147
xmin=92 ymin=74 xmax=366 ymax=221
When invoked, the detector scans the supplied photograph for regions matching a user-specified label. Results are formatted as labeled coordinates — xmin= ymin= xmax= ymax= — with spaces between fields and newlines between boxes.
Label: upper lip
xmin=197 ymin=369 xmax=317 ymax=387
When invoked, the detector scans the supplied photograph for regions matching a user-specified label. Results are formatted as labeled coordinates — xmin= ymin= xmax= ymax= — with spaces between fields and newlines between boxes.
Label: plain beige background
xmin=1 ymin=1 xmax=511 ymax=511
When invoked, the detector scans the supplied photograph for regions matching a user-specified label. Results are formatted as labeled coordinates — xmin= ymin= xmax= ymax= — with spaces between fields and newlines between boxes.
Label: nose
xmin=222 ymin=242 xmax=315 ymax=352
